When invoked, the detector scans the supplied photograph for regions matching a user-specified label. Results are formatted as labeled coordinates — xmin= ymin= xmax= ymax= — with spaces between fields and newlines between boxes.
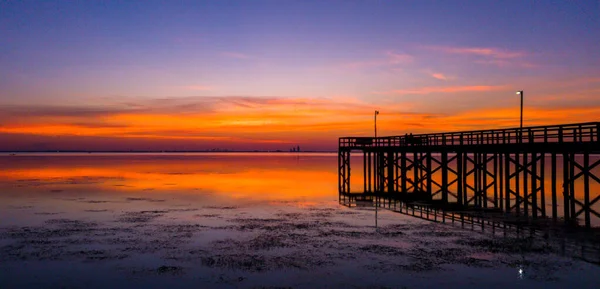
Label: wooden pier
xmin=338 ymin=122 xmax=600 ymax=228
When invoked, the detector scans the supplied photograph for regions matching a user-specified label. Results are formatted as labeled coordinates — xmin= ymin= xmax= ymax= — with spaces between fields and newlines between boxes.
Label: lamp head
xmin=516 ymin=91 xmax=522 ymax=95
xmin=375 ymin=110 xmax=379 ymax=115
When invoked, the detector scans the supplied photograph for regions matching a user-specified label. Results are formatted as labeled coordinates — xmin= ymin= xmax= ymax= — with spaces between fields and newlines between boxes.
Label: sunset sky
xmin=1 ymin=1 xmax=599 ymax=151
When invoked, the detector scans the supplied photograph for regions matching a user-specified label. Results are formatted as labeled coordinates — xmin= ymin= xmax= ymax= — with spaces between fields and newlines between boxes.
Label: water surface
xmin=1 ymin=153 xmax=599 ymax=288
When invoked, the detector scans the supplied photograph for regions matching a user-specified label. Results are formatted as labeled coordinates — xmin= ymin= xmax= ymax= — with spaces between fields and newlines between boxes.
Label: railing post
xmin=558 ymin=127 xmax=563 ymax=143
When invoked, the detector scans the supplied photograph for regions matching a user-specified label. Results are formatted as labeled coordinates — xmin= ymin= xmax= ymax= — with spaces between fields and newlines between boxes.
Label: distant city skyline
xmin=1 ymin=1 xmax=599 ymax=151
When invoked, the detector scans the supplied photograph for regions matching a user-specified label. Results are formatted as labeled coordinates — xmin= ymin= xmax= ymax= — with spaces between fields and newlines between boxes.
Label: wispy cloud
xmin=180 ymin=85 xmax=215 ymax=91
xmin=431 ymin=73 xmax=448 ymax=80
xmin=474 ymin=59 xmax=537 ymax=68
xmin=427 ymin=46 xmax=524 ymax=59
xmin=374 ymin=85 xmax=506 ymax=95
xmin=341 ymin=51 xmax=413 ymax=70
xmin=341 ymin=60 xmax=383 ymax=70
xmin=385 ymin=51 xmax=414 ymax=64
xmin=221 ymin=51 xmax=251 ymax=59
xmin=425 ymin=45 xmax=534 ymax=68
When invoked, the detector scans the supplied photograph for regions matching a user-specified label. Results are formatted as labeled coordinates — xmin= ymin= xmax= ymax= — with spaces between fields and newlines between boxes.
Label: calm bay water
xmin=1 ymin=153 xmax=599 ymax=288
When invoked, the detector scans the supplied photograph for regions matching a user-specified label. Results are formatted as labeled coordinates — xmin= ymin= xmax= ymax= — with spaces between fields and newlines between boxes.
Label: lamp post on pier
xmin=516 ymin=91 xmax=523 ymax=143
xmin=375 ymin=110 xmax=379 ymax=139
xmin=374 ymin=110 xmax=379 ymax=230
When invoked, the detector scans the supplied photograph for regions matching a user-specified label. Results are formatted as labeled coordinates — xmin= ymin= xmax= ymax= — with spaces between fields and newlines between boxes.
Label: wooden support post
xmin=481 ymin=153 xmax=488 ymax=208
xmin=376 ymin=152 xmax=380 ymax=193
xmin=499 ymin=153 xmax=504 ymax=210
xmin=551 ymin=153 xmax=557 ymax=221
xmin=531 ymin=152 xmax=538 ymax=219
xmin=373 ymin=151 xmax=379 ymax=193
xmin=570 ymin=152 xmax=576 ymax=221
xmin=375 ymin=152 xmax=380 ymax=192
xmin=515 ymin=152 xmax=521 ymax=216
xmin=338 ymin=150 xmax=342 ymax=193
xmin=563 ymin=152 xmax=570 ymax=222
xmin=346 ymin=151 xmax=351 ymax=193
xmin=426 ymin=150 xmax=432 ymax=198
xmin=505 ymin=153 xmax=511 ymax=215
xmin=540 ymin=153 xmax=546 ymax=218
xmin=419 ymin=152 xmax=424 ymax=192
xmin=457 ymin=152 xmax=464 ymax=205
xmin=413 ymin=151 xmax=419 ymax=193
xmin=395 ymin=152 xmax=399 ymax=192
xmin=381 ymin=152 xmax=386 ymax=192
xmin=523 ymin=152 xmax=529 ymax=217
xmin=401 ymin=151 xmax=407 ymax=193
xmin=584 ymin=152 xmax=591 ymax=229
xmin=387 ymin=152 xmax=394 ymax=194
xmin=474 ymin=153 xmax=479 ymax=207
xmin=441 ymin=151 xmax=448 ymax=203
xmin=380 ymin=152 xmax=385 ymax=192
xmin=368 ymin=152 xmax=372 ymax=193
xmin=379 ymin=152 xmax=384 ymax=192
xmin=494 ymin=153 xmax=502 ymax=209
xmin=363 ymin=151 xmax=367 ymax=193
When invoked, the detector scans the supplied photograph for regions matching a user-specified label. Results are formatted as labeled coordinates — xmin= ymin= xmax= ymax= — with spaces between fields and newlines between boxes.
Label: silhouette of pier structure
xmin=338 ymin=122 xmax=600 ymax=229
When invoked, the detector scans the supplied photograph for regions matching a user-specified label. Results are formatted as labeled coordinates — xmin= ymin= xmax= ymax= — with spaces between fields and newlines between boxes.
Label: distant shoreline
xmin=1 ymin=151 xmax=338 ymax=154
xmin=3 ymin=151 xmax=600 ymax=157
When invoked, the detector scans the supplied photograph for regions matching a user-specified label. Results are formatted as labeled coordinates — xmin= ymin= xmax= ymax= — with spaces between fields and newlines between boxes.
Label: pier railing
xmin=339 ymin=122 xmax=600 ymax=148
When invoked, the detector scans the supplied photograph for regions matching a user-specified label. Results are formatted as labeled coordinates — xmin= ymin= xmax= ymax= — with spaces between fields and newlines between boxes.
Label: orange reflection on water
xmin=0 ymin=153 xmax=338 ymax=202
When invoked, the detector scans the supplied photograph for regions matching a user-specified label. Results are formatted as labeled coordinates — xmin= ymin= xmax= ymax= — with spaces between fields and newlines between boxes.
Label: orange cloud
xmin=431 ymin=73 xmax=447 ymax=80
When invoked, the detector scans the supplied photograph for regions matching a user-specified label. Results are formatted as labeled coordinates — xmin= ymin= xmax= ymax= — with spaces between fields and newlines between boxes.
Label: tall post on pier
xmin=517 ymin=90 xmax=524 ymax=143
xmin=374 ymin=110 xmax=379 ymax=230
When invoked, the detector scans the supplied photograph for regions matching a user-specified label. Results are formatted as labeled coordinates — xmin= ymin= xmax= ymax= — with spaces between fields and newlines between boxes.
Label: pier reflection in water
xmin=340 ymin=192 xmax=600 ymax=265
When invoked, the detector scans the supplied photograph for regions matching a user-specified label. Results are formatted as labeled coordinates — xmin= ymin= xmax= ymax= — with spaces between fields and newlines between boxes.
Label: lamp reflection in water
xmin=518 ymin=266 xmax=524 ymax=279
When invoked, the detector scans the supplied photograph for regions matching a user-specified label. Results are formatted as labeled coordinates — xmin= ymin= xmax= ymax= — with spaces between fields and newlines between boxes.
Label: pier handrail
xmin=339 ymin=121 xmax=600 ymax=148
